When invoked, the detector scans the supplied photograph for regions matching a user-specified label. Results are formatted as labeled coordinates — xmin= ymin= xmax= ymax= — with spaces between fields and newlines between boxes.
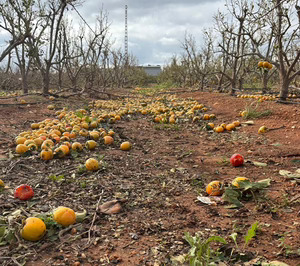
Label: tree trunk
xmin=21 ymin=69 xmax=29 ymax=94
xmin=279 ymin=74 xmax=290 ymax=100
xmin=42 ymin=67 xmax=50 ymax=95
xmin=262 ymin=71 xmax=268 ymax=94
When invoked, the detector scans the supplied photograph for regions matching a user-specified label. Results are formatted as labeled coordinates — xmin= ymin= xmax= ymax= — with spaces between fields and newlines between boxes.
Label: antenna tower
xmin=124 ymin=5 xmax=128 ymax=60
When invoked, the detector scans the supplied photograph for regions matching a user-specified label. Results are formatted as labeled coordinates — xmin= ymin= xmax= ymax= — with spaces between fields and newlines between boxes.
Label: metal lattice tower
xmin=124 ymin=5 xmax=128 ymax=60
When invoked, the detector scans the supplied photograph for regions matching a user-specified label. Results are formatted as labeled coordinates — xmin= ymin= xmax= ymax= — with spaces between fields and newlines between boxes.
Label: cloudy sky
xmin=75 ymin=0 xmax=226 ymax=66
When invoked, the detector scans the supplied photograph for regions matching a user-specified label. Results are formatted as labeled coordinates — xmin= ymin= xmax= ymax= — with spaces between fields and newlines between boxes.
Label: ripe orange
xmin=71 ymin=142 xmax=83 ymax=152
xmin=120 ymin=141 xmax=132 ymax=151
xmin=16 ymin=144 xmax=29 ymax=154
xmin=85 ymin=158 xmax=99 ymax=171
xmin=214 ymin=126 xmax=224 ymax=133
xmin=225 ymin=123 xmax=235 ymax=131
xmin=40 ymin=149 xmax=53 ymax=160
xmin=53 ymin=207 xmax=76 ymax=227
xmin=103 ymin=135 xmax=114 ymax=145
xmin=85 ymin=140 xmax=97 ymax=150
xmin=21 ymin=217 xmax=46 ymax=241
xmin=206 ymin=181 xmax=223 ymax=196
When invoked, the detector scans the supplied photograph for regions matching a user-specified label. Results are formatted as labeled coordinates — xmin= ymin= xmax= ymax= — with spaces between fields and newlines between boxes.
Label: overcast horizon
xmin=0 ymin=0 xmax=226 ymax=67
xmin=75 ymin=0 xmax=226 ymax=66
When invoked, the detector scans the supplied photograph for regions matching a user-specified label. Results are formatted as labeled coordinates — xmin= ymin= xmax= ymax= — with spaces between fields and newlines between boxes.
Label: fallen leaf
xmin=253 ymin=161 xmax=267 ymax=167
xmin=99 ymin=200 xmax=122 ymax=214
xmin=242 ymin=120 xmax=254 ymax=125
xmin=279 ymin=170 xmax=300 ymax=179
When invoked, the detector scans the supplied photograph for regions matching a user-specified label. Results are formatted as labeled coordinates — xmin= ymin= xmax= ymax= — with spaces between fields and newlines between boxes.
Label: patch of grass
xmin=243 ymin=102 xmax=272 ymax=119
xmin=153 ymin=124 xmax=181 ymax=131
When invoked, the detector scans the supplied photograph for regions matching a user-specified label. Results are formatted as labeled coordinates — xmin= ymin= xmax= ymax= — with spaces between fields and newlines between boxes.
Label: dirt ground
xmin=0 ymin=90 xmax=299 ymax=265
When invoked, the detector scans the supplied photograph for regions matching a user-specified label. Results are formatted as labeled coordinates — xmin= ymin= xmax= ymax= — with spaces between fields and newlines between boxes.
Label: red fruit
xmin=14 ymin=184 xmax=34 ymax=200
xmin=230 ymin=154 xmax=244 ymax=167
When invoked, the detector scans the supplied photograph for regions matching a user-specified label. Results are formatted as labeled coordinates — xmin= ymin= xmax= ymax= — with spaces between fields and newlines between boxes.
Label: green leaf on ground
xmin=244 ymin=222 xmax=258 ymax=248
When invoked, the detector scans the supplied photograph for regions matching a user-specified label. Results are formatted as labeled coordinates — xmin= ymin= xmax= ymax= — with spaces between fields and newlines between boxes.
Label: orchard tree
xmin=243 ymin=0 xmax=299 ymax=99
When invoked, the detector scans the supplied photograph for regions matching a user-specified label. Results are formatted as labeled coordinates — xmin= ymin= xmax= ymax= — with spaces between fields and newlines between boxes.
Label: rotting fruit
xmin=53 ymin=206 xmax=76 ymax=227
xmin=21 ymin=217 xmax=46 ymax=241
xmin=14 ymin=184 xmax=34 ymax=200
xmin=232 ymin=177 xmax=250 ymax=188
xmin=230 ymin=153 xmax=244 ymax=167
xmin=120 ymin=141 xmax=132 ymax=151
xmin=206 ymin=181 xmax=223 ymax=196
xmin=85 ymin=158 xmax=99 ymax=171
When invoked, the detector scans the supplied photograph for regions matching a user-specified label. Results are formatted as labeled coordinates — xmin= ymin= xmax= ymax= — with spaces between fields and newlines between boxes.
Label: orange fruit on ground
xmin=40 ymin=148 xmax=53 ymax=160
xmin=15 ymin=137 xmax=27 ymax=145
xmin=90 ymin=120 xmax=98 ymax=128
xmin=225 ymin=123 xmax=235 ymax=131
xmin=85 ymin=140 xmax=97 ymax=150
xmin=154 ymin=116 xmax=162 ymax=123
xmin=21 ymin=217 xmax=46 ymax=241
xmin=206 ymin=181 xmax=223 ymax=196
xmin=120 ymin=141 xmax=132 ymax=151
xmin=31 ymin=123 xmax=40 ymax=130
xmin=24 ymin=139 xmax=35 ymax=146
xmin=53 ymin=207 xmax=76 ymax=227
xmin=214 ymin=126 xmax=224 ymax=133
xmin=232 ymin=177 xmax=250 ymax=188
xmin=85 ymin=158 xmax=99 ymax=171
xmin=0 ymin=179 xmax=4 ymax=187
xmin=71 ymin=142 xmax=83 ymax=152
xmin=103 ymin=135 xmax=114 ymax=145
xmin=108 ymin=130 xmax=115 ymax=136
xmin=232 ymin=121 xmax=241 ymax=127
xmin=89 ymin=131 xmax=100 ymax=140
xmin=41 ymin=139 xmax=54 ymax=150
xmin=59 ymin=144 xmax=70 ymax=155
xmin=33 ymin=138 xmax=44 ymax=147
xmin=169 ymin=116 xmax=176 ymax=124
xmin=16 ymin=144 xmax=29 ymax=154
xmin=203 ymin=114 xmax=210 ymax=120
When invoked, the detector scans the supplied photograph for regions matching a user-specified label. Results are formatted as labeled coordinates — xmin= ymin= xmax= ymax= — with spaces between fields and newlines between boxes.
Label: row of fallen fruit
xmin=202 ymin=154 xmax=271 ymax=208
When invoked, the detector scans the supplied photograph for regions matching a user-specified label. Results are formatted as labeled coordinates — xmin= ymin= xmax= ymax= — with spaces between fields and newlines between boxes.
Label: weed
xmin=243 ymin=102 xmax=272 ymax=119
xmin=48 ymin=174 xmax=65 ymax=182
xmin=174 ymin=232 xmax=227 ymax=265
xmin=154 ymin=124 xmax=181 ymax=131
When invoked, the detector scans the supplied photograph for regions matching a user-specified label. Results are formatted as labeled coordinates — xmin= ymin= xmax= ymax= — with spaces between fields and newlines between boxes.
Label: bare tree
xmin=241 ymin=0 xmax=299 ymax=99
xmin=26 ymin=0 xmax=78 ymax=95
xmin=214 ymin=1 xmax=251 ymax=94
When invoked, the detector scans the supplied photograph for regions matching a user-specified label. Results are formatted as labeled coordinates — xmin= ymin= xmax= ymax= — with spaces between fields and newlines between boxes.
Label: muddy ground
xmin=0 ymin=89 xmax=299 ymax=265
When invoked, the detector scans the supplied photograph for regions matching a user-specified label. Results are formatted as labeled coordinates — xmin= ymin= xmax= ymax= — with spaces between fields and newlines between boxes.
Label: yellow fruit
xmin=71 ymin=142 xmax=83 ymax=152
xmin=232 ymin=177 xmax=250 ymax=188
xmin=85 ymin=158 xmax=99 ymax=171
xmin=15 ymin=137 xmax=27 ymax=145
xmin=16 ymin=144 xmax=29 ymax=154
xmin=225 ymin=123 xmax=235 ymax=131
xmin=103 ymin=135 xmax=114 ymax=145
xmin=53 ymin=207 xmax=76 ymax=227
xmin=85 ymin=140 xmax=97 ymax=150
xmin=258 ymin=126 xmax=268 ymax=134
xmin=120 ymin=141 xmax=132 ymax=151
xmin=21 ymin=217 xmax=46 ymax=241
xmin=40 ymin=149 xmax=53 ymax=160
xmin=0 ymin=179 xmax=4 ymax=187
xmin=206 ymin=181 xmax=223 ymax=196
xmin=214 ymin=126 xmax=224 ymax=133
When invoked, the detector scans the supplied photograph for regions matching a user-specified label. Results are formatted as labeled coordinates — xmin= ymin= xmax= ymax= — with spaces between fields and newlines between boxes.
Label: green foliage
xmin=222 ymin=179 xmax=271 ymax=208
xmin=182 ymin=232 xmax=227 ymax=265
xmin=244 ymin=222 xmax=258 ymax=248
xmin=48 ymin=174 xmax=65 ymax=182
xmin=243 ymin=102 xmax=272 ymax=119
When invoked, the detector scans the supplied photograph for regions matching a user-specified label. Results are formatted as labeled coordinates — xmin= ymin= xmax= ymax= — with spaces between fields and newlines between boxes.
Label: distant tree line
xmin=0 ymin=0 xmax=147 ymax=96
xmin=159 ymin=0 xmax=300 ymax=100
